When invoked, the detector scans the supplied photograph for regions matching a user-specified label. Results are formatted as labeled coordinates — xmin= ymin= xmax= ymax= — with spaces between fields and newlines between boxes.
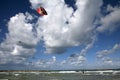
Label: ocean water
xmin=0 ymin=72 xmax=120 ymax=80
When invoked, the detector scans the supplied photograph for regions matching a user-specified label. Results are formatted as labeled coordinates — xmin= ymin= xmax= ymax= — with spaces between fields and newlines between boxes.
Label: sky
xmin=0 ymin=0 xmax=120 ymax=70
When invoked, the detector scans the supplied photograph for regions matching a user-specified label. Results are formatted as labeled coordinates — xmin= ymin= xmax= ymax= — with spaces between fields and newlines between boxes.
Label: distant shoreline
xmin=0 ymin=68 xmax=120 ymax=72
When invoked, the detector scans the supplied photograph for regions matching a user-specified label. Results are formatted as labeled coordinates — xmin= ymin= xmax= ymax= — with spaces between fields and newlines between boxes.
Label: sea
xmin=0 ymin=71 xmax=120 ymax=80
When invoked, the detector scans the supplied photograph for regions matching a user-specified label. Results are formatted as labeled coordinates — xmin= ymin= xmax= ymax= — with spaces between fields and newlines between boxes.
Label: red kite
xmin=37 ymin=7 xmax=48 ymax=16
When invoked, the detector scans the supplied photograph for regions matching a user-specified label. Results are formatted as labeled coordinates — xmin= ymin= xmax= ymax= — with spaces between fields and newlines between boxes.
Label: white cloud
xmin=1 ymin=0 xmax=120 ymax=69
xmin=104 ymin=59 xmax=113 ymax=65
xmin=95 ymin=57 xmax=114 ymax=69
xmin=97 ymin=5 xmax=120 ymax=33
xmin=33 ymin=56 xmax=57 ymax=69
xmin=0 ymin=0 xmax=103 ymax=68
xmin=12 ymin=45 xmax=19 ymax=55
xmin=96 ymin=43 xmax=120 ymax=68
xmin=80 ymin=40 xmax=95 ymax=56
xmin=52 ymin=56 xmax=56 ymax=62
xmin=31 ymin=53 xmax=86 ymax=69
xmin=97 ymin=43 xmax=120 ymax=58
xmin=0 ymin=12 xmax=39 ymax=64
xmin=30 ymin=0 xmax=102 ymax=53
xmin=60 ymin=53 xmax=86 ymax=67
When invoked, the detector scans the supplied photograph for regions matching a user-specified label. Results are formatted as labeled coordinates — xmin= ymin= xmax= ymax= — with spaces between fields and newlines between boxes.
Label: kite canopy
xmin=37 ymin=7 xmax=48 ymax=16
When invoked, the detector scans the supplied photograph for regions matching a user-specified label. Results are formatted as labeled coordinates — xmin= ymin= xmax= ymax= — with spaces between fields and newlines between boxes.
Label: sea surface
xmin=0 ymin=72 xmax=120 ymax=80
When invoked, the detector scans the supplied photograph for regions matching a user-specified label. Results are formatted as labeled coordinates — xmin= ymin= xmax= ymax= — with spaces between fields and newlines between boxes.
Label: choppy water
xmin=0 ymin=72 xmax=120 ymax=80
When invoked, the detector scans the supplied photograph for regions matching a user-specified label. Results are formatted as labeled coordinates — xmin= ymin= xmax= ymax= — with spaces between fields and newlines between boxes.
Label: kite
xmin=37 ymin=7 xmax=48 ymax=16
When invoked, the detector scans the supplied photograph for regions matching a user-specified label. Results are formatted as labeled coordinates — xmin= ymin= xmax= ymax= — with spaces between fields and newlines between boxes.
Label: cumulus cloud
xmin=0 ymin=12 xmax=38 ymax=64
xmin=60 ymin=40 xmax=94 ymax=68
xmin=97 ymin=43 xmax=120 ymax=58
xmin=1 ymin=0 xmax=120 ymax=69
xmin=60 ymin=53 xmax=86 ymax=69
xmin=32 ymin=56 xmax=57 ymax=69
xmin=97 ymin=5 xmax=120 ymax=33
xmin=0 ymin=0 xmax=103 ymax=69
xmin=96 ymin=43 xmax=120 ymax=68
xmin=30 ymin=0 xmax=102 ymax=53
xmin=29 ymin=53 xmax=86 ymax=69
xmin=103 ymin=58 xmax=113 ymax=65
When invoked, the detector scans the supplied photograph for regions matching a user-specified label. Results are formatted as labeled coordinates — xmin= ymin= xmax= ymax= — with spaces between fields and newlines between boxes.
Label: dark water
xmin=0 ymin=73 xmax=120 ymax=80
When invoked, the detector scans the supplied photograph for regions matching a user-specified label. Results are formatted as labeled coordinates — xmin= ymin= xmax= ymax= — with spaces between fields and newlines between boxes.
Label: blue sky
xmin=0 ymin=0 xmax=120 ymax=70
